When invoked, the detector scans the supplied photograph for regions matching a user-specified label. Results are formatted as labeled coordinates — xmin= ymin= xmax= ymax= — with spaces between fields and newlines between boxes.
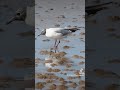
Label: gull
xmin=39 ymin=27 xmax=79 ymax=49
xmin=6 ymin=6 xmax=35 ymax=26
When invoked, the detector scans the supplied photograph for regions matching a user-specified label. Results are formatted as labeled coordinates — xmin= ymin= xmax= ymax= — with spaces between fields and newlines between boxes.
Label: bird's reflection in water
xmin=50 ymin=46 xmax=59 ymax=53
xmin=43 ymin=49 xmax=72 ymax=68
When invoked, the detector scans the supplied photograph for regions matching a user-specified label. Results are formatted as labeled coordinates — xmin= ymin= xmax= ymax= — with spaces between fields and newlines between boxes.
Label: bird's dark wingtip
xmin=68 ymin=28 xmax=80 ymax=32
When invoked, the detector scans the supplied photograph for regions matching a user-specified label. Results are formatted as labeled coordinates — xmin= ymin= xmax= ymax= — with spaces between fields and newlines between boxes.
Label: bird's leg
xmin=54 ymin=39 xmax=57 ymax=48
xmin=55 ymin=49 xmax=56 ymax=53
xmin=56 ymin=48 xmax=59 ymax=52
xmin=56 ymin=40 xmax=60 ymax=49
xmin=54 ymin=47 xmax=59 ymax=53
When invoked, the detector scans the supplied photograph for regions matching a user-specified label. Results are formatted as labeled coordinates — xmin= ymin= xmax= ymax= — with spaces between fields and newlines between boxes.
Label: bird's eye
xmin=17 ymin=13 xmax=20 ymax=15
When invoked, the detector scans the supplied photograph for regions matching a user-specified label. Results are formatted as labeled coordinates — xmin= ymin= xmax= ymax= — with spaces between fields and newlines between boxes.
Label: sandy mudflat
xmin=35 ymin=0 xmax=85 ymax=90
xmin=0 ymin=0 xmax=34 ymax=89
xmin=86 ymin=0 xmax=120 ymax=90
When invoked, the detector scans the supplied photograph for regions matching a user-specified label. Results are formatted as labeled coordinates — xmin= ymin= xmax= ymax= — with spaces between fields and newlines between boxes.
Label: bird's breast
xmin=46 ymin=30 xmax=62 ymax=39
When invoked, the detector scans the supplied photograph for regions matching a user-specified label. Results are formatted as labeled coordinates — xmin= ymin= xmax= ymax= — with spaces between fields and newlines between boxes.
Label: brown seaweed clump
xmin=0 ymin=76 xmax=14 ymax=82
xmin=49 ymin=84 xmax=57 ymax=90
xmin=105 ymin=84 xmax=120 ymax=90
xmin=106 ymin=28 xmax=116 ymax=32
xmin=93 ymin=69 xmax=120 ymax=78
xmin=109 ymin=16 xmax=120 ymax=22
xmin=47 ymin=68 xmax=61 ymax=72
xmin=66 ymin=63 xmax=72 ymax=68
xmin=79 ymin=61 xmax=85 ymax=65
xmin=77 ymin=85 xmax=85 ymax=90
xmin=52 ymin=52 xmax=67 ymax=58
xmin=72 ymin=55 xmax=80 ymax=59
xmin=79 ymin=80 xmax=85 ymax=86
xmin=40 ymin=50 xmax=50 ymax=55
xmin=69 ymin=82 xmax=77 ymax=88
xmin=74 ymin=70 xmax=81 ymax=76
xmin=51 ymin=63 xmax=58 ymax=67
xmin=72 ymin=55 xmax=85 ymax=59
xmin=107 ymin=59 xmax=120 ymax=64
xmin=36 ymin=73 xmax=58 ymax=80
xmin=46 ymin=79 xmax=53 ymax=83
xmin=17 ymin=30 xmax=34 ymax=37
xmin=56 ymin=85 xmax=67 ymax=90
xmin=59 ymin=77 xmax=65 ymax=82
xmin=52 ymin=69 xmax=61 ymax=72
xmin=63 ymin=46 xmax=71 ymax=49
xmin=35 ymin=58 xmax=41 ymax=64
xmin=67 ymin=76 xmax=76 ymax=80
xmin=11 ymin=58 xmax=34 ymax=68
xmin=57 ymin=57 xmax=69 ymax=65
xmin=36 ymin=74 xmax=47 ymax=79
xmin=36 ymin=82 xmax=44 ymax=89
xmin=0 ymin=58 xmax=4 ymax=64
xmin=47 ymin=68 xmax=53 ymax=72
xmin=45 ymin=60 xmax=53 ymax=63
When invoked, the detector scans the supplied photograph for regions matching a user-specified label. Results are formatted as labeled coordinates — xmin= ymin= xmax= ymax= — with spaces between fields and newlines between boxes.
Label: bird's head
xmin=6 ymin=8 xmax=26 ymax=25
xmin=40 ymin=29 xmax=46 ymax=35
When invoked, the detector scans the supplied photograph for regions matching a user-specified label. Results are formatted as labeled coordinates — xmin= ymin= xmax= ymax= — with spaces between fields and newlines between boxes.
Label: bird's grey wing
xmin=55 ymin=29 xmax=71 ymax=36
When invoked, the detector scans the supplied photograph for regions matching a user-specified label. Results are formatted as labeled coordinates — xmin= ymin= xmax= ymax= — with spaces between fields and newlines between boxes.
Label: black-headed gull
xmin=6 ymin=6 xmax=35 ymax=26
xmin=40 ymin=27 xmax=79 ymax=49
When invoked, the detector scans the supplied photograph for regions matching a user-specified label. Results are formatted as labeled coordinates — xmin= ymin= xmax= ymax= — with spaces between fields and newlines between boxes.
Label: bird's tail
xmin=66 ymin=28 xmax=80 ymax=32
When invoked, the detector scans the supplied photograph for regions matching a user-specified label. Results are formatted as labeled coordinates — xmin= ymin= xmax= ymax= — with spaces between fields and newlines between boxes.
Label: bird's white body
xmin=40 ymin=27 xmax=79 ymax=49
xmin=45 ymin=28 xmax=71 ymax=39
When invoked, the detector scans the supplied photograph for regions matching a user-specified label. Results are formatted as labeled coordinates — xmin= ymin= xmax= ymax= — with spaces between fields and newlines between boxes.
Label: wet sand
xmin=35 ymin=0 xmax=85 ymax=90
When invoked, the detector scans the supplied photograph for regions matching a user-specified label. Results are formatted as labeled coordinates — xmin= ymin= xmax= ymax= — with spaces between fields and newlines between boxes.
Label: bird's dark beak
xmin=40 ymin=30 xmax=46 ymax=35
xmin=6 ymin=17 xmax=16 ymax=25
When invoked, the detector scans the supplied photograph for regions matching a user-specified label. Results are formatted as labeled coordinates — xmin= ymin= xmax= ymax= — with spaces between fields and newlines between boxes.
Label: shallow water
xmin=35 ymin=0 xmax=85 ymax=89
